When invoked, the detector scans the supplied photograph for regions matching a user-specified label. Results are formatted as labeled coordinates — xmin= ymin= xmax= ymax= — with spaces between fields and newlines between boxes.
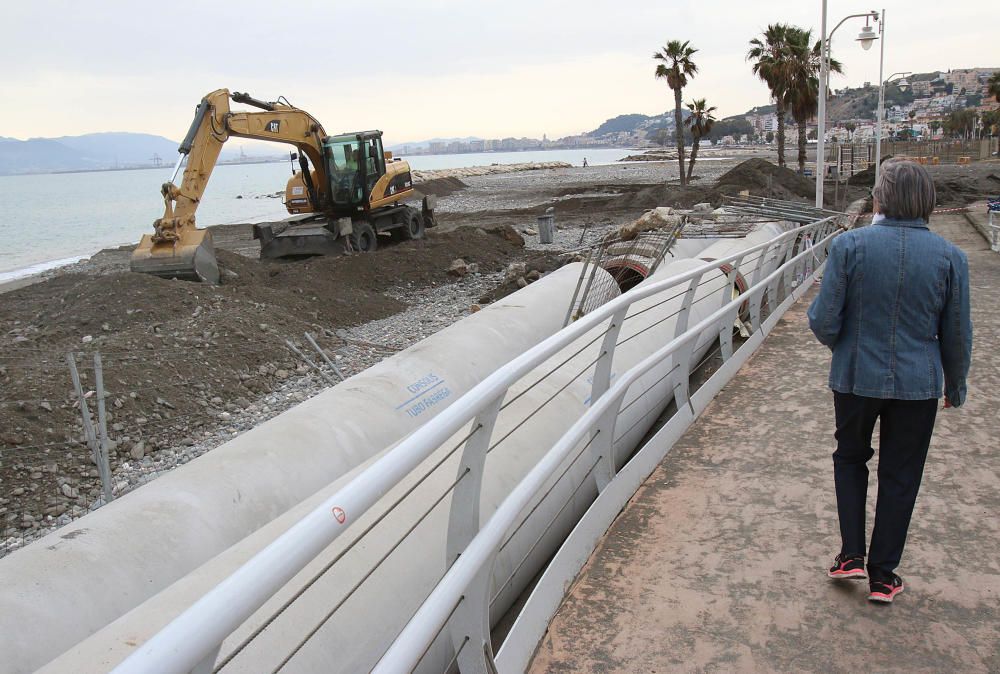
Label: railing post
xmin=671 ymin=339 xmax=698 ymax=411
xmin=590 ymin=308 xmax=627 ymax=405
xmin=446 ymin=394 xmax=505 ymax=567
xmin=673 ymin=273 xmax=703 ymax=338
xmin=750 ymin=242 xmax=771 ymax=287
xmin=748 ymin=286 xmax=765 ymax=333
xmin=449 ymin=563 xmax=498 ymax=674
xmin=719 ymin=256 xmax=744 ymax=362
xmin=588 ymin=308 xmax=627 ymax=490
xmin=444 ymin=395 xmax=505 ymax=674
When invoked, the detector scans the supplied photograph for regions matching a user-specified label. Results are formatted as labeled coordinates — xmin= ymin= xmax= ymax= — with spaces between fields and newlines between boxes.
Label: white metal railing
xmin=112 ymin=206 xmax=843 ymax=674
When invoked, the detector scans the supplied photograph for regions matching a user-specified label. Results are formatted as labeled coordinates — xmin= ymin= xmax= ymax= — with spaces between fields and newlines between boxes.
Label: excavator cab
xmin=323 ymin=131 xmax=387 ymax=216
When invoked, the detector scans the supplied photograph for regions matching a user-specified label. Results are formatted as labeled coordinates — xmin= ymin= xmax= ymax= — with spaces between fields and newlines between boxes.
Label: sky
xmin=1 ymin=0 xmax=994 ymax=147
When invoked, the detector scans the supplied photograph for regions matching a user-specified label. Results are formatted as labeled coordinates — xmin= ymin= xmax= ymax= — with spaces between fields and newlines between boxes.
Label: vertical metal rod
xmin=564 ymin=248 xmax=592 ymax=327
xmin=816 ymin=0 xmax=829 ymax=208
xmin=576 ymin=250 xmax=604 ymax=320
xmin=304 ymin=332 xmax=345 ymax=382
xmin=875 ymin=9 xmax=887 ymax=187
xmin=67 ymin=353 xmax=101 ymax=480
xmin=93 ymin=353 xmax=115 ymax=504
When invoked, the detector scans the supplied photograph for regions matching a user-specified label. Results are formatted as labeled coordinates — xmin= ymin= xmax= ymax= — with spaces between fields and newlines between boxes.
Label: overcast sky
xmin=1 ymin=0 xmax=993 ymax=146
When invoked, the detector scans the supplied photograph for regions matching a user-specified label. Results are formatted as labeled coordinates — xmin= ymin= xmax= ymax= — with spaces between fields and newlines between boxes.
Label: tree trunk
xmin=687 ymin=136 xmax=700 ymax=181
xmin=775 ymin=100 xmax=786 ymax=167
xmin=673 ymin=87 xmax=686 ymax=186
xmin=797 ymin=119 xmax=807 ymax=174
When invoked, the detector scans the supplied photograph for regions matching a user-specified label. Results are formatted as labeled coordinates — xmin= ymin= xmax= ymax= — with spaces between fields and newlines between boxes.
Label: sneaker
xmin=868 ymin=575 xmax=904 ymax=603
xmin=828 ymin=554 xmax=867 ymax=579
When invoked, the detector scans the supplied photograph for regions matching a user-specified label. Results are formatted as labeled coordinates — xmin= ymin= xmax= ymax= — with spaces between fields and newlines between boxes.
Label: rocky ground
xmin=2 ymin=155 xmax=995 ymax=556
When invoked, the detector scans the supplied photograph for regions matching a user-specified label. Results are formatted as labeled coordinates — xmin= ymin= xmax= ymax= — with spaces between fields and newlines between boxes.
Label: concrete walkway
xmin=529 ymin=213 xmax=999 ymax=673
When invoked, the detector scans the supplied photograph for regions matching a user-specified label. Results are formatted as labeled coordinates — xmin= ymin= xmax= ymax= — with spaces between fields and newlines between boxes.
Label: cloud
xmin=1 ymin=0 xmax=994 ymax=141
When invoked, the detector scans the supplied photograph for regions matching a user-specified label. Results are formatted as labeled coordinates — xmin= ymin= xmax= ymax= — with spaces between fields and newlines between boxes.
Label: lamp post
xmin=875 ymin=66 xmax=911 ymax=187
xmin=815 ymin=4 xmax=880 ymax=208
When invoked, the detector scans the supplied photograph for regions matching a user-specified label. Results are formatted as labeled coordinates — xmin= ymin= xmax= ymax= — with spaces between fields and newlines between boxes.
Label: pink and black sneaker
xmin=828 ymin=554 xmax=867 ymax=579
xmin=868 ymin=575 xmax=904 ymax=603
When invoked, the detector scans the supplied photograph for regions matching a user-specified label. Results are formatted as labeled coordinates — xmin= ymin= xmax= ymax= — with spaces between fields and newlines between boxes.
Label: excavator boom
xmin=130 ymin=88 xmax=328 ymax=283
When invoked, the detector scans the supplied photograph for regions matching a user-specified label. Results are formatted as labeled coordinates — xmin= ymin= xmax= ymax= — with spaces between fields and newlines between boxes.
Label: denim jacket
xmin=807 ymin=218 xmax=972 ymax=406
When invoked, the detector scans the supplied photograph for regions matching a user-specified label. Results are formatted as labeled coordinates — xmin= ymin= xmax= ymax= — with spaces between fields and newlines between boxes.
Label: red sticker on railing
xmin=332 ymin=507 xmax=347 ymax=524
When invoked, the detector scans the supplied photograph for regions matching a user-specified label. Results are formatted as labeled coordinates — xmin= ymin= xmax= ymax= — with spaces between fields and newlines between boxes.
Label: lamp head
xmin=897 ymin=79 xmax=910 ymax=92
xmin=856 ymin=25 xmax=878 ymax=50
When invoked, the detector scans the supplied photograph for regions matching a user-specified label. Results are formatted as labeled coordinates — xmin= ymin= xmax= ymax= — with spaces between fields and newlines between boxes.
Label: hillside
xmin=585 ymin=109 xmax=750 ymax=144
xmin=0 ymin=132 xmax=274 ymax=176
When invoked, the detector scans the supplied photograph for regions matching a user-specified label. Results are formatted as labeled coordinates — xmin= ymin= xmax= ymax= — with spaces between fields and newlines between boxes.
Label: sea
xmin=0 ymin=148 xmax=635 ymax=282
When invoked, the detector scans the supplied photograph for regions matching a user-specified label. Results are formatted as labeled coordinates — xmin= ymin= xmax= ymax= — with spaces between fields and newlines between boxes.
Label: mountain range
xmin=0 ymin=133 xmax=264 ymax=176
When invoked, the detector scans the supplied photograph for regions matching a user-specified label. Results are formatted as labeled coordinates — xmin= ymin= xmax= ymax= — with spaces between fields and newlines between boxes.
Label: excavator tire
xmin=401 ymin=209 xmax=425 ymax=241
xmin=350 ymin=222 xmax=378 ymax=253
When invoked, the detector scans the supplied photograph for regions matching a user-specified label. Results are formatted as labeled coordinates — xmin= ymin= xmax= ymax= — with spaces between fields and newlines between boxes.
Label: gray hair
xmin=872 ymin=159 xmax=936 ymax=222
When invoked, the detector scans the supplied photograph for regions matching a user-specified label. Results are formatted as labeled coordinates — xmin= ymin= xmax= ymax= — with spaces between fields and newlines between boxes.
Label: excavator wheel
xmin=350 ymin=222 xmax=378 ymax=253
xmin=401 ymin=210 xmax=425 ymax=241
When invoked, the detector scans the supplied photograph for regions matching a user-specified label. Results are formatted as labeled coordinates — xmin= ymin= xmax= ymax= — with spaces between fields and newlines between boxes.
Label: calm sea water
xmin=0 ymin=148 xmax=634 ymax=281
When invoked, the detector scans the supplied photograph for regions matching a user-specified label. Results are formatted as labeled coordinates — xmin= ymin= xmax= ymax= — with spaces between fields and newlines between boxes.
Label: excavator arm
xmin=131 ymin=88 xmax=329 ymax=283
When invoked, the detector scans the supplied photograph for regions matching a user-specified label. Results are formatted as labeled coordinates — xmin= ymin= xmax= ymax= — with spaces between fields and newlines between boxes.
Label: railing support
xmin=674 ymin=273 xmax=703 ymax=337
xmin=588 ymin=308 xmax=626 ymax=490
xmin=443 ymin=396 xmax=505 ymax=673
xmin=446 ymin=395 xmax=505 ymax=568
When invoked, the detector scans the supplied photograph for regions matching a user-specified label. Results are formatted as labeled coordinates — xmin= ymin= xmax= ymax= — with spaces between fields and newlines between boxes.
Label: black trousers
xmin=832 ymin=392 xmax=938 ymax=581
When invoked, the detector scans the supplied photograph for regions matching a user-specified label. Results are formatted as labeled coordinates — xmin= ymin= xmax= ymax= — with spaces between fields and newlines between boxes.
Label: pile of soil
xmin=934 ymin=172 xmax=1000 ymax=207
xmin=615 ymin=159 xmax=818 ymax=211
xmin=0 ymin=226 xmax=524 ymax=532
xmin=715 ymin=158 xmax=815 ymax=200
xmin=412 ymin=176 xmax=467 ymax=199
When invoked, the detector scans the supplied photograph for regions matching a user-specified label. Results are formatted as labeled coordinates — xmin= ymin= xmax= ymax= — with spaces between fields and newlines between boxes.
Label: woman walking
xmin=807 ymin=159 xmax=972 ymax=603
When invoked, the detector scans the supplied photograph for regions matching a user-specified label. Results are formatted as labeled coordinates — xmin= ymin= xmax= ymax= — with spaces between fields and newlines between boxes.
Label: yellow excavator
xmin=130 ymin=89 xmax=435 ymax=283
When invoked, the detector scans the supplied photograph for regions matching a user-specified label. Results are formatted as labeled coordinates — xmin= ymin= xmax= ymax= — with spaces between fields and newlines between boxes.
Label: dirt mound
xmin=847 ymin=155 xmax=893 ymax=187
xmin=615 ymin=159 xmax=817 ymax=211
xmin=0 ymin=226 xmax=524 ymax=532
xmin=716 ymin=158 xmax=815 ymax=199
xmin=412 ymin=176 xmax=467 ymax=198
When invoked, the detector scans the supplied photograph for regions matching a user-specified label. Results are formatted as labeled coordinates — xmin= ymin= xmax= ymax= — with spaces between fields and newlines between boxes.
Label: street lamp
xmin=815 ymin=4 xmax=880 ymax=208
xmin=875 ymin=55 xmax=911 ymax=188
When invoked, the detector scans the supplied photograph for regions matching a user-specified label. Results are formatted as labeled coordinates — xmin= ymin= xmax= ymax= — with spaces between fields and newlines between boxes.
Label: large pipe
xmin=28 ymin=226 xmax=792 ymax=673
xmin=2 ymin=263 xmax=620 ymax=674
xmin=39 ymin=247 xmax=740 ymax=673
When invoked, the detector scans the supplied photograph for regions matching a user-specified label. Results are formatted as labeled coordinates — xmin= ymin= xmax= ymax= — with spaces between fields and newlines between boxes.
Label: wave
xmin=0 ymin=255 xmax=90 ymax=284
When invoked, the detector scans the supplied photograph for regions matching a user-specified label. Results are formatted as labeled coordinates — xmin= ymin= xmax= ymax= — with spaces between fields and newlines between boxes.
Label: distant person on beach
xmin=807 ymin=159 xmax=972 ymax=604
xmin=582 ymin=158 xmax=588 ymax=167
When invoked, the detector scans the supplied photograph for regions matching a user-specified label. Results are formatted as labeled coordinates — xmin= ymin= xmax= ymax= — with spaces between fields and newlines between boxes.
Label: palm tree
xmin=654 ymin=40 xmax=699 ymax=186
xmin=783 ymin=27 xmax=842 ymax=174
xmin=988 ymin=71 xmax=1000 ymax=104
xmin=748 ymin=24 xmax=794 ymax=167
xmin=929 ymin=120 xmax=941 ymax=138
xmin=684 ymin=99 xmax=717 ymax=180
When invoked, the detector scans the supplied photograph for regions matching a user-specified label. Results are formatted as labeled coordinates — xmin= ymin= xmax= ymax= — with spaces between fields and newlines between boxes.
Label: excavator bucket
xmin=129 ymin=228 xmax=221 ymax=284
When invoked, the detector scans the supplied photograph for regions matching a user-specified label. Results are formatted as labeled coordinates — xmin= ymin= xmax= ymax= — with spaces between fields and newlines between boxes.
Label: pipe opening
xmin=602 ymin=261 xmax=650 ymax=293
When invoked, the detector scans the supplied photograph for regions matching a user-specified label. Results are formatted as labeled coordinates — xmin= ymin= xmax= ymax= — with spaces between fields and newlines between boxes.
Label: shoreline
xmin=0 ymin=160 xmax=576 ymax=293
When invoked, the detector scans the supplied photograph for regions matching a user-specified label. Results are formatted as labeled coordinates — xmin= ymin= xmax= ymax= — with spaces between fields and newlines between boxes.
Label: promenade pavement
xmin=528 ymin=212 xmax=999 ymax=673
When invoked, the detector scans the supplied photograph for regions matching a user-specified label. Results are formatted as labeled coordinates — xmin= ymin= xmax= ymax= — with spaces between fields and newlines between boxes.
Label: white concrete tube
xmin=37 ymin=254 xmax=731 ymax=673
xmin=1 ymin=262 xmax=621 ymax=674
xmin=42 ymin=255 xmax=731 ymax=673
